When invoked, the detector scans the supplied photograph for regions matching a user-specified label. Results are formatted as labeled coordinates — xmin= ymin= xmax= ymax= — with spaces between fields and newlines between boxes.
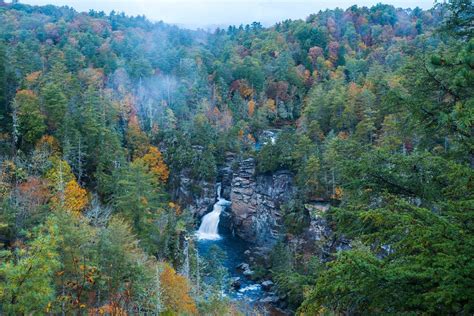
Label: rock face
xmin=174 ymin=168 xmax=216 ymax=216
xmin=289 ymin=202 xmax=351 ymax=261
xmin=219 ymin=152 xmax=236 ymax=200
xmin=230 ymin=158 xmax=295 ymax=245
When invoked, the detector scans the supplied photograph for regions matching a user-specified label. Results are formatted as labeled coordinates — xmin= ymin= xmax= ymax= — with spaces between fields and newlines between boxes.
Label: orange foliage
xmin=331 ymin=186 xmax=343 ymax=200
xmin=25 ymin=71 xmax=42 ymax=83
xmin=169 ymin=202 xmax=182 ymax=215
xmin=16 ymin=89 xmax=36 ymax=98
xmin=337 ymin=131 xmax=349 ymax=140
xmin=238 ymin=81 xmax=254 ymax=99
xmin=51 ymin=179 xmax=88 ymax=215
xmin=330 ymin=69 xmax=344 ymax=80
xmin=247 ymin=134 xmax=256 ymax=144
xmin=35 ymin=135 xmax=60 ymax=156
xmin=126 ymin=117 xmax=150 ymax=159
xmin=248 ymin=100 xmax=255 ymax=117
xmin=138 ymin=146 xmax=169 ymax=184
xmin=348 ymin=82 xmax=361 ymax=97
xmin=213 ymin=106 xmax=221 ymax=117
xmin=160 ymin=263 xmax=197 ymax=315
xmin=18 ymin=177 xmax=50 ymax=208
xmin=238 ymin=129 xmax=244 ymax=140
xmin=64 ymin=180 xmax=88 ymax=214
xmin=88 ymin=303 xmax=127 ymax=316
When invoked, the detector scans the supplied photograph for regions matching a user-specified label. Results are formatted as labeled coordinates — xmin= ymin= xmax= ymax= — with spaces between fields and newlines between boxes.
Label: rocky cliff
xmin=229 ymin=157 xmax=295 ymax=245
xmin=174 ymin=168 xmax=216 ymax=216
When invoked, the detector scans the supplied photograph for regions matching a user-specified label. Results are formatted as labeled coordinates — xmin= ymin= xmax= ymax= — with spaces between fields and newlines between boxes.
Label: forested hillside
xmin=0 ymin=0 xmax=472 ymax=314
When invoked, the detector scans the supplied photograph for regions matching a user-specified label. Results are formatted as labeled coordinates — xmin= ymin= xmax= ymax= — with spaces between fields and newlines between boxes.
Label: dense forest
xmin=0 ymin=0 xmax=472 ymax=314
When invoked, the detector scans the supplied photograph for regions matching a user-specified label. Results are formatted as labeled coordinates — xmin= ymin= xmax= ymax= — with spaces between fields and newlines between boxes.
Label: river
xmin=195 ymin=183 xmax=267 ymax=313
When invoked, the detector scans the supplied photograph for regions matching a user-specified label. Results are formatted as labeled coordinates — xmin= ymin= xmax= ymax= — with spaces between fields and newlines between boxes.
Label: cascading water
xmin=196 ymin=183 xmax=230 ymax=240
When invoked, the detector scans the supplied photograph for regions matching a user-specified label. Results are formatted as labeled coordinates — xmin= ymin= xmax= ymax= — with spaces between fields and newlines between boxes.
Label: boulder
xmin=261 ymin=280 xmax=274 ymax=291
xmin=230 ymin=277 xmax=241 ymax=289
xmin=242 ymin=268 xmax=254 ymax=278
xmin=259 ymin=295 xmax=280 ymax=304
xmin=236 ymin=262 xmax=250 ymax=271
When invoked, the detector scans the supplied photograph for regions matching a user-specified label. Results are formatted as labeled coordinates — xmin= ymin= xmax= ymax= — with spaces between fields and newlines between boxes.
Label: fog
xmin=20 ymin=0 xmax=435 ymax=29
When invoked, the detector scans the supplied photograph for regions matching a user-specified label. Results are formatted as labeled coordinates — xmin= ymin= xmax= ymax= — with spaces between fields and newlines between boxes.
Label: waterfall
xmin=196 ymin=183 xmax=230 ymax=240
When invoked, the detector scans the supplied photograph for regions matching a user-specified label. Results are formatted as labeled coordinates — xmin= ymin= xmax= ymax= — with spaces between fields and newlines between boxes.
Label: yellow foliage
xmin=0 ymin=160 xmax=26 ymax=199
xmin=324 ymin=60 xmax=333 ymax=69
xmin=238 ymin=82 xmax=254 ymax=99
xmin=45 ymin=157 xmax=75 ymax=190
xmin=331 ymin=186 xmax=343 ymax=200
xmin=168 ymin=202 xmax=182 ymax=215
xmin=160 ymin=263 xmax=197 ymax=315
xmin=266 ymin=98 xmax=276 ymax=112
xmin=388 ymin=75 xmax=402 ymax=89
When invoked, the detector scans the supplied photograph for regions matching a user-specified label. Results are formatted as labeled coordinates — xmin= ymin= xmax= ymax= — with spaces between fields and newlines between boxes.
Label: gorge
xmin=0 ymin=1 xmax=472 ymax=315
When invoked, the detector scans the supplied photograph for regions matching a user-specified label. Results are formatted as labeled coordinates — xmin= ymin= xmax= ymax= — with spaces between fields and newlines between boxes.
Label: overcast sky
xmin=20 ymin=0 xmax=435 ymax=29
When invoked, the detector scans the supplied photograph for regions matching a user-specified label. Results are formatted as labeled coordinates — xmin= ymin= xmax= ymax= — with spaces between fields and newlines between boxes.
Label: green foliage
xmin=0 ymin=41 xmax=7 ymax=132
xmin=198 ymin=295 xmax=241 ymax=316
xmin=281 ymin=200 xmax=310 ymax=235
xmin=112 ymin=160 xmax=168 ymax=253
xmin=41 ymin=83 xmax=67 ymax=131
xmin=0 ymin=218 xmax=60 ymax=314
xmin=13 ymin=90 xmax=46 ymax=148
xmin=96 ymin=216 xmax=163 ymax=312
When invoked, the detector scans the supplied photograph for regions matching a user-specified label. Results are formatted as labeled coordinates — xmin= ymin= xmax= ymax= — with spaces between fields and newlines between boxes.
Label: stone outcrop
xmin=288 ymin=202 xmax=351 ymax=261
xmin=174 ymin=168 xmax=216 ymax=216
xmin=218 ymin=152 xmax=236 ymax=200
xmin=261 ymin=280 xmax=274 ymax=291
xmin=230 ymin=158 xmax=295 ymax=245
